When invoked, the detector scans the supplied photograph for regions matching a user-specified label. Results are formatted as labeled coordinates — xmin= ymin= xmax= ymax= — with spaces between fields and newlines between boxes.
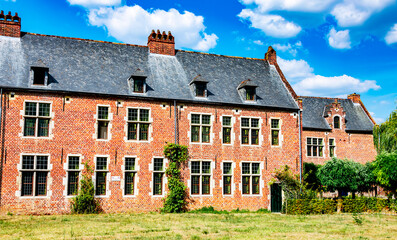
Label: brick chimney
xmin=348 ymin=93 xmax=361 ymax=103
xmin=265 ymin=46 xmax=277 ymax=65
xmin=147 ymin=30 xmax=175 ymax=56
xmin=0 ymin=11 xmax=21 ymax=38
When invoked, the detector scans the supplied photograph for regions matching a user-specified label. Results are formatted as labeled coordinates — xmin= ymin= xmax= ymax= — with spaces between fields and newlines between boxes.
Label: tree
xmin=303 ymin=162 xmax=322 ymax=191
xmin=372 ymin=151 xmax=397 ymax=197
xmin=374 ymin=109 xmax=397 ymax=153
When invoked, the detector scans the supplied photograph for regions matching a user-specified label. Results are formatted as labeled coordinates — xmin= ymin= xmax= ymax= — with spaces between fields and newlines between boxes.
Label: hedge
xmin=286 ymin=197 xmax=396 ymax=214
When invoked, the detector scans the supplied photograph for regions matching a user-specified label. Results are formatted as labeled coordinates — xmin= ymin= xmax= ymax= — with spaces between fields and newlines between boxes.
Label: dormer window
xmin=130 ymin=68 xmax=147 ymax=94
xmin=238 ymin=79 xmax=257 ymax=102
xmin=31 ymin=67 xmax=48 ymax=86
xmin=334 ymin=116 xmax=340 ymax=129
xmin=189 ymin=74 xmax=208 ymax=98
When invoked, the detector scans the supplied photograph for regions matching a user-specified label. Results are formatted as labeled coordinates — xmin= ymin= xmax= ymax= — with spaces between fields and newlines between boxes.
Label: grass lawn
xmin=0 ymin=212 xmax=396 ymax=239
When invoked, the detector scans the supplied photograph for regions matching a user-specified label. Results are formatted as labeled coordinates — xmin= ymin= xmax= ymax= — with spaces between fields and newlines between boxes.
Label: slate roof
xmin=301 ymin=97 xmax=374 ymax=132
xmin=0 ymin=33 xmax=299 ymax=110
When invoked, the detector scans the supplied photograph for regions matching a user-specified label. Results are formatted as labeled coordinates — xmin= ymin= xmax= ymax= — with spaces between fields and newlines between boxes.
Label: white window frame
xmin=122 ymin=156 xmax=139 ymax=197
xmin=18 ymin=154 xmax=51 ymax=198
xmin=22 ymin=100 xmax=53 ymax=139
xmin=329 ymin=138 xmax=336 ymax=158
xmin=95 ymin=105 xmax=112 ymax=141
xmin=189 ymin=113 xmax=213 ymax=144
xmin=189 ymin=160 xmax=214 ymax=197
xmin=125 ymin=107 xmax=152 ymax=142
xmin=240 ymin=116 xmax=261 ymax=146
xmin=63 ymin=154 xmax=84 ymax=197
xmin=221 ymin=161 xmax=235 ymax=196
xmin=306 ymin=137 xmax=324 ymax=157
xmin=151 ymin=157 xmax=166 ymax=197
xmin=94 ymin=155 xmax=111 ymax=198
xmin=221 ymin=115 xmax=234 ymax=145
xmin=240 ymin=161 xmax=262 ymax=196
xmin=270 ymin=118 xmax=281 ymax=147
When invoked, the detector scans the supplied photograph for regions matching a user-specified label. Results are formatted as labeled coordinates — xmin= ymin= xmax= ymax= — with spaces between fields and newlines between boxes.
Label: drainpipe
xmin=174 ymin=100 xmax=178 ymax=144
xmin=298 ymin=109 xmax=302 ymax=186
xmin=0 ymin=88 xmax=2 ymax=206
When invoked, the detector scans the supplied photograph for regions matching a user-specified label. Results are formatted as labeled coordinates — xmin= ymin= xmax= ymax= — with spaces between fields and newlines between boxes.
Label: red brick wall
xmin=0 ymin=91 xmax=300 ymax=214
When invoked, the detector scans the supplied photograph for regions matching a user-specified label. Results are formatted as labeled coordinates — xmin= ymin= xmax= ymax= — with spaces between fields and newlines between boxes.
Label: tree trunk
xmin=337 ymin=191 xmax=343 ymax=213
xmin=352 ymin=192 xmax=356 ymax=199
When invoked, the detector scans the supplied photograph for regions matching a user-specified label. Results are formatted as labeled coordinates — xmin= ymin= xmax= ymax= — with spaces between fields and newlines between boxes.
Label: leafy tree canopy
xmin=374 ymin=109 xmax=397 ymax=153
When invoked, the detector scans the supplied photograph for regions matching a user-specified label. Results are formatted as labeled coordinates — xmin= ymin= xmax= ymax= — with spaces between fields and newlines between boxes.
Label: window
xmin=133 ymin=78 xmax=145 ymax=93
xmin=241 ymin=117 xmax=259 ymax=145
xmin=95 ymin=157 xmax=108 ymax=196
xmin=124 ymin=157 xmax=137 ymax=195
xmin=329 ymin=139 xmax=336 ymax=157
xmin=153 ymin=158 xmax=165 ymax=195
xmin=223 ymin=162 xmax=233 ymax=195
xmin=97 ymin=106 xmax=109 ymax=140
xmin=191 ymin=161 xmax=211 ymax=195
xmin=241 ymin=162 xmax=260 ymax=195
xmin=31 ymin=67 xmax=48 ymax=85
xmin=307 ymin=137 xmax=324 ymax=157
xmin=271 ymin=119 xmax=280 ymax=146
xmin=191 ymin=114 xmax=211 ymax=143
xmin=334 ymin=116 xmax=340 ymax=129
xmin=195 ymin=82 xmax=207 ymax=97
xmin=20 ymin=155 xmax=49 ymax=196
xmin=23 ymin=102 xmax=51 ymax=137
xmin=127 ymin=108 xmax=150 ymax=141
xmin=222 ymin=116 xmax=232 ymax=144
xmin=67 ymin=156 xmax=80 ymax=196
xmin=246 ymin=87 xmax=256 ymax=101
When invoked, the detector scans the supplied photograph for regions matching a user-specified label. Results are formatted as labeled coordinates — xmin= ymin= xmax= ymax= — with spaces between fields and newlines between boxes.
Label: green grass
xmin=0 ymin=212 xmax=396 ymax=239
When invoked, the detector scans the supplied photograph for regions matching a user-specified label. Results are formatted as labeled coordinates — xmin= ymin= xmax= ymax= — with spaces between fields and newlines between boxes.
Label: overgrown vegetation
xmin=162 ymin=143 xmax=189 ymax=213
xmin=70 ymin=161 xmax=100 ymax=214
xmin=372 ymin=151 xmax=397 ymax=197
xmin=374 ymin=108 xmax=397 ymax=153
xmin=189 ymin=206 xmax=271 ymax=214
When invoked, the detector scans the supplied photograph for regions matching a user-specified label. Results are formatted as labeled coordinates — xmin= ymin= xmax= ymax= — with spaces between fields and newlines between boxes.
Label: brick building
xmin=0 ymin=11 xmax=376 ymax=214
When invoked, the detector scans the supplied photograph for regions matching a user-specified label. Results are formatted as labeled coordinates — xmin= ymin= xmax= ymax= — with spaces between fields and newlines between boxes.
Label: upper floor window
xmin=124 ymin=157 xmax=137 ymax=195
xmin=97 ymin=106 xmax=109 ymax=140
xmin=21 ymin=155 xmax=49 ymax=196
xmin=191 ymin=160 xmax=212 ymax=195
xmin=127 ymin=108 xmax=150 ymax=141
xmin=329 ymin=139 xmax=336 ymax=157
xmin=222 ymin=116 xmax=232 ymax=144
xmin=67 ymin=156 xmax=80 ymax=196
xmin=31 ymin=67 xmax=48 ymax=86
xmin=271 ymin=119 xmax=280 ymax=146
xmin=307 ymin=137 xmax=324 ymax=157
xmin=191 ymin=114 xmax=211 ymax=143
xmin=334 ymin=116 xmax=340 ymax=129
xmin=153 ymin=158 xmax=165 ymax=196
xmin=242 ymin=162 xmax=260 ymax=195
xmin=241 ymin=117 xmax=259 ymax=145
xmin=23 ymin=102 xmax=51 ymax=137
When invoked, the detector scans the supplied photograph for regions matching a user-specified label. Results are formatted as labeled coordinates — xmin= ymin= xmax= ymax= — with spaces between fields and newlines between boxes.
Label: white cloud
xmin=385 ymin=23 xmax=397 ymax=44
xmin=253 ymin=40 xmax=264 ymax=45
xmin=272 ymin=41 xmax=302 ymax=56
xmin=328 ymin=27 xmax=351 ymax=49
xmin=238 ymin=9 xmax=301 ymax=38
xmin=277 ymin=57 xmax=380 ymax=97
xmin=370 ymin=112 xmax=385 ymax=123
xmin=88 ymin=5 xmax=218 ymax=51
xmin=239 ymin=0 xmax=335 ymax=12
xmin=331 ymin=0 xmax=394 ymax=27
xmin=67 ymin=0 xmax=121 ymax=8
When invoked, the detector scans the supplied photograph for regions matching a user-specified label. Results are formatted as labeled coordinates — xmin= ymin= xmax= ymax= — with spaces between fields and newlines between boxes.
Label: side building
xmin=0 ymin=12 xmax=301 ymax=214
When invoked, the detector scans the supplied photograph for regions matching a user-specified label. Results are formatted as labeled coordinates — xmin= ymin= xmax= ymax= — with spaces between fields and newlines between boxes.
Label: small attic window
xmin=334 ymin=116 xmax=340 ymax=129
xmin=133 ymin=78 xmax=145 ymax=93
xmin=189 ymin=75 xmax=208 ymax=98
xmin=130 ymin=68 xmax=147 ymax=94
xmin=31 ymin=67 xmax=48 ymax=85
xmin=246 ymin=87 xmax=256 ymax=101
xmin=238 ymin=79 xmax=257 ymax=102
xmin=196 ymin=82 xmax=207 ymax=97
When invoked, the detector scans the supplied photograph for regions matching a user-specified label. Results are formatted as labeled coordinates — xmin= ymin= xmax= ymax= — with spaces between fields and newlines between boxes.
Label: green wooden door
xmin=271 ymin=183 xmax=282 ymax=212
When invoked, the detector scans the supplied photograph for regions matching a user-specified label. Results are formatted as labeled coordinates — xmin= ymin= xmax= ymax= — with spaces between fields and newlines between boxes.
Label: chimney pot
xmin=265 ymin=46 xmax=277 ymax=65
xmin=147 ymin=29 xmax=175 ymax=56
xmin=348 ymin=93 xmax=361 ymax=103
xmin=0 ymin=10 xmax=21 ymax=38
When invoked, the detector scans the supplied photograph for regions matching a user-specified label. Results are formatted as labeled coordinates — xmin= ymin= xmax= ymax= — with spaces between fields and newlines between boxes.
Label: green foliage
xmin=342 ymin=197 xmax=387 ymax=213
xmin=70 ymin=162 xmax=100 ymax=214
xmin=286 ymin=199 xmax=336 ymax=215
xmin=303 ymin=162 xmax=322 ymax=191
xmin=374 ymin=109 xmax=397 ymax=153
xmin=372 ymin=151 xmax=397 ymax=195
xmin=352 ymin=213 xmax=363 ymax=225
xmin=162 ymin=143 xmax=189 ymax=213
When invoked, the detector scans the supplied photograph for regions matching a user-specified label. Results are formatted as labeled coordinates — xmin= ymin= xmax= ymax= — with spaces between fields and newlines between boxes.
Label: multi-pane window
xmin=133 ymin=78 xmax=145 ymax=93
xmin=241 ymin=162 xmax=260 ymax=195
xmin=271 ymin=119 xmax=280 ymax=146
xmin=241 ymin=118 xmax=259 ymax=145
xmin=95 ymin=157 xmax=108 ymax=195
xmin=67 ymin=156 xmax=80 ymax=196
xmin=223 ymin=162 xmax=233 ymax=195
xmin=97 ymin=106 xmax=109 ymax=140
xmin=23 ymin=102 xmax=51 ymax=137
xmin=307 ymin=137 xmax=324 ymax=157
xmin=334 ymin=116 xmax=340 ymax=129
xmin=195 ymin=83 xmax=207 ymax=97
xmin=191 ymin=114 xmax=211 ymax=143
xmin=191 ymin=161 xmax=211 ymax=195
xmin=329 ymin=139 xmax=336 ymax=157
xmin=222 ymin=116 xmax=232 ymax=144
xmin=246 ymin=87 xmax=256 ymax=101
xmin=21 ymin=155 xmax=49 ymax=196
xmin=124 ymin=157 xmax=137 ymax=195
xmin=127 ymin=109 xmax=150 ymax=141
xmin=153 ymin=158 xmax=165 ymax=195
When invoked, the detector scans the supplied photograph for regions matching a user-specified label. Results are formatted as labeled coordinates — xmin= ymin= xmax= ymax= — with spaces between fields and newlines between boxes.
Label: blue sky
xmin=2 ymin=0 xmax=397 ymax=122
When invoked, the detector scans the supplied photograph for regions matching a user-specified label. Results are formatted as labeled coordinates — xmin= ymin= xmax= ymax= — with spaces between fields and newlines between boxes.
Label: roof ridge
xmin=299 ymin=96 xmax=346 ymax=100
xmin=24 ymin=32 xmax=265 ymax=61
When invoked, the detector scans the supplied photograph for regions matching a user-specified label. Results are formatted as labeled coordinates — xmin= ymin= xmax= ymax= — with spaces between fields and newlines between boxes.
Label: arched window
xmin=334 ymin=116 xmax=340 ymax=129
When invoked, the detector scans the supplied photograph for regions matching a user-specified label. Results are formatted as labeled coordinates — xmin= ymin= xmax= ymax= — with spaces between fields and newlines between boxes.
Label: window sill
xmin=189 ymin=142 xmax=212 ymax=145
xmin=95 ymin=139 xmax=110 ymax=142
xmin=22 ymin=136 xmax=51 ymax=139
xmin=241 ymin=194 xmax=262 ymax=197
xmin=241 ymin=144 xmax=261 ymax=147
xmin=190 ymin=194 xmax=213 ymax=198
xmin=19 ymin=196 xmax=49 ymax=199
xmin=122 ymin=195 xmax=137 ymax=198
xmin=95 ymin=195 xmax=110 ymax=198
xmin=151 ymin=194 xmax=165 ymax=198
xmin=125 ymin=140 xmax=150 ymax=143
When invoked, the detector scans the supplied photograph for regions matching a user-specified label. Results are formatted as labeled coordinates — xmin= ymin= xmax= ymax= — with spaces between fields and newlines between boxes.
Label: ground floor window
xmin=21 ymin=155 xmax=49 ymax=196
xmin=153 ymin=158 xmax=165 ymax=195
xmin=241 ymin=162 xmax=260 ymax=195
xmin=95 ymin=157 xmax=108 ymax=196
xmin=191 ymin=160 xmax=212 ymax=195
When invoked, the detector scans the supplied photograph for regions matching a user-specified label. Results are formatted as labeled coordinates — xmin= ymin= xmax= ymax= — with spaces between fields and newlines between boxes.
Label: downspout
xmin=298 ymin=109 xmax=303 ymax=186
xmin=0 ymin=88 xmax=3 ymax=206
xmin=174 ymin=100 xmax=178 ymax=144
